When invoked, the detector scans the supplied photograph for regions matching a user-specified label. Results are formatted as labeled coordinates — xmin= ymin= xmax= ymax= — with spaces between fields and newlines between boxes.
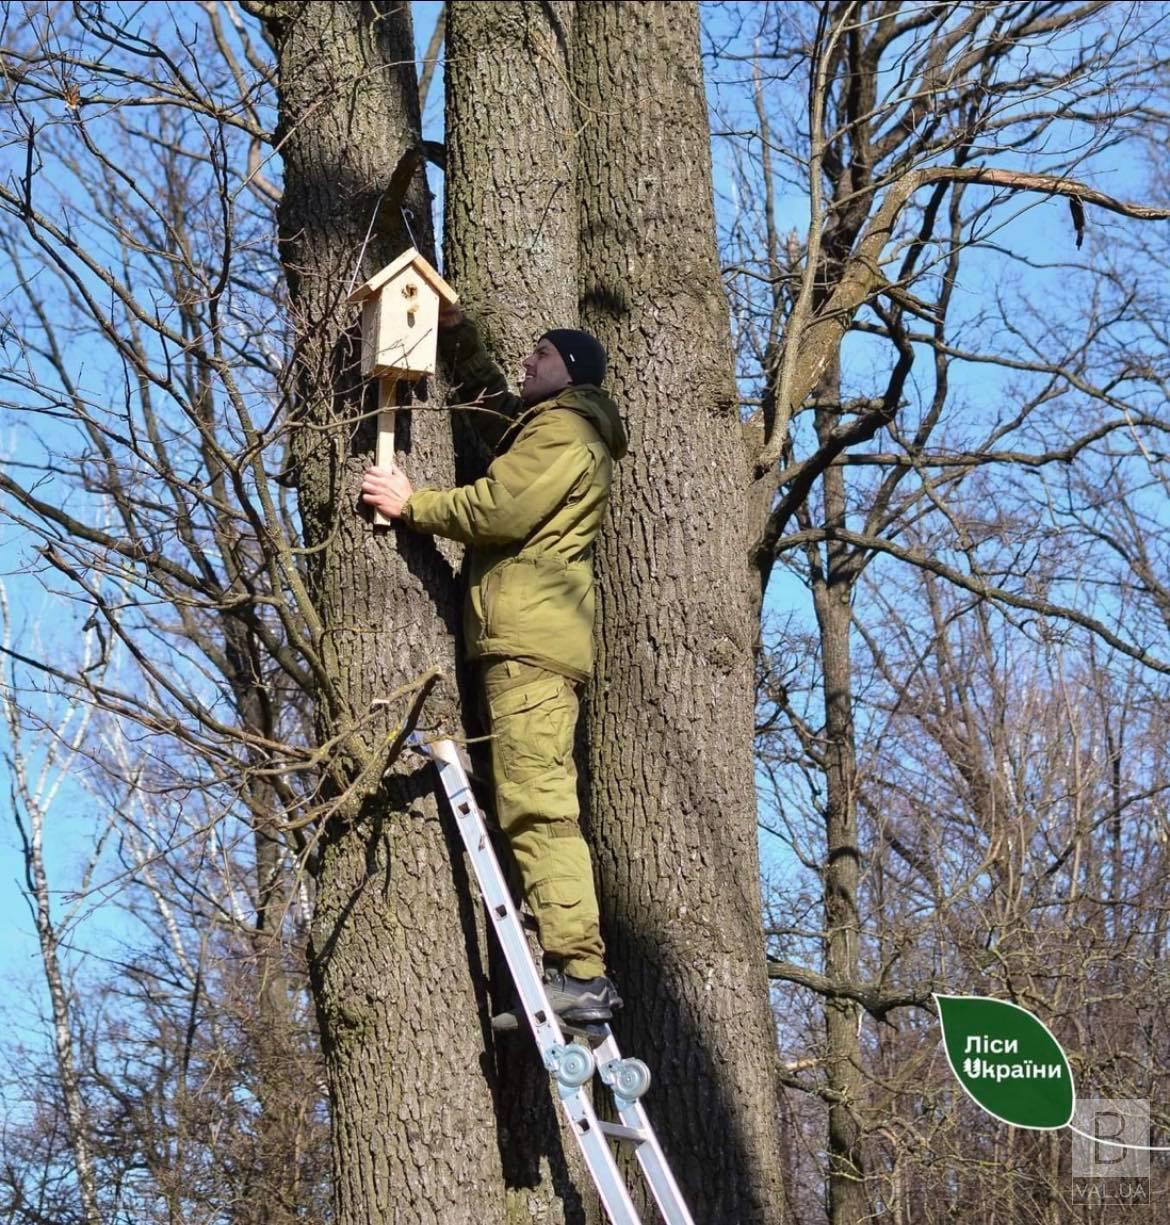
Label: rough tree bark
xmin=443 ymin=4 xmax=597 ymax=1222
xmin=574 ymin=4 xmax=789 ymax=1220
xmin=445 ymin=0 xmax=577 ymax=372
xmin=255 ymin=4 xmax=504 ymax=1221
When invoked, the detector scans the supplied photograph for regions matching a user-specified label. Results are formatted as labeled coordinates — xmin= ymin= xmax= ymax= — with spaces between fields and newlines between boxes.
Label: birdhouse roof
xmin=347 ymin=247 xmax=459 ymax=306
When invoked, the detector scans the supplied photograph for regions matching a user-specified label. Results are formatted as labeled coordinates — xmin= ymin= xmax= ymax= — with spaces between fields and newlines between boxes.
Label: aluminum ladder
xmin=412 ymin=734 xmax=695 ymax=1225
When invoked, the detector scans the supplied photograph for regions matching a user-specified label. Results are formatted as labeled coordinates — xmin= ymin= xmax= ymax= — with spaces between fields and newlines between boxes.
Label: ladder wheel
xmin=556 ymin=1044 xmax=596 ymax=1088
xmin=613 ymin=1058 xmax=652 ymax=1100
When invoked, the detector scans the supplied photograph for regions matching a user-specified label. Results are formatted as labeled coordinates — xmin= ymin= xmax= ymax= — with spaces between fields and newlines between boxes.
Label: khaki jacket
xmin=402 ymin=323 xmax=627 ymax=680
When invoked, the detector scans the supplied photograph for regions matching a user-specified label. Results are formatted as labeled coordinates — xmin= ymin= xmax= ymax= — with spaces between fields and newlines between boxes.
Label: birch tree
xmin=0 ymin=591 xmax=102 ymax=1225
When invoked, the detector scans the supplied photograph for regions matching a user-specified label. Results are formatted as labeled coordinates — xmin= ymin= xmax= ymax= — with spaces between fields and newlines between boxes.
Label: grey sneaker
xmin=491 ymin=970 xmax=623 ymax=1033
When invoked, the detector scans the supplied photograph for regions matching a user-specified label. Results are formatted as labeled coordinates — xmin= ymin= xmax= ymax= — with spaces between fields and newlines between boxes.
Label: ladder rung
xmin=597 ymin=1121 xmax=648 ymax=1145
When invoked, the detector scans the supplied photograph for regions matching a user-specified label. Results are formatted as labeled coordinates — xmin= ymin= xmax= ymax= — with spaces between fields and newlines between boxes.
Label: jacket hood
xmin=552 ymin=385 xmax=628 ymax=460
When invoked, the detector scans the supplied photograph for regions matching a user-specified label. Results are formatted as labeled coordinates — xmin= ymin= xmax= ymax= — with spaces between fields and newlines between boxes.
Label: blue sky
xmin=3 ymin=0 xmax=1165 ymax=1073
xmin=0 ymin=0 xmax=442 ymax=1070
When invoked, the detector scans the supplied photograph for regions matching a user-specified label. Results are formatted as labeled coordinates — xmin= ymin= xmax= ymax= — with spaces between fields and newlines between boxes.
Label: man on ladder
xmin=361 ymin=307 xmax=626 ymax=1031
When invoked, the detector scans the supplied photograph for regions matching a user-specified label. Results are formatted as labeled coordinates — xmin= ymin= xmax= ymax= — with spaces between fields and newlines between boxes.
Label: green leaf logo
xmin=935 ymin=994 xmax=1075 ymax=1130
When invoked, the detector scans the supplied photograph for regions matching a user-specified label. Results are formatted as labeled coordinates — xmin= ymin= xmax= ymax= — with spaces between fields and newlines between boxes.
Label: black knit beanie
xmin=540 ymin=328 xmax=608 ymax=387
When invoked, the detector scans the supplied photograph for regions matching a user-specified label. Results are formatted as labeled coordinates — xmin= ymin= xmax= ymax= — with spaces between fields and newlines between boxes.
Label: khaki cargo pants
xmin=481 ymin=658 xmax=606 ymax=979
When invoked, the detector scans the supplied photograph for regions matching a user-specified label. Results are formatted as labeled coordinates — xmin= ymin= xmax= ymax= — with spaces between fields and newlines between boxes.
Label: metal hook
xmin=401 ymin=206 xmax=418 ymax=251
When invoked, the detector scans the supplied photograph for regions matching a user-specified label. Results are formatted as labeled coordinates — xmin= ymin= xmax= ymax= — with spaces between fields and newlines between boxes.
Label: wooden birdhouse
xmin=350 ymin=249 xmax=459 ymax=527
xmin=348 ymin=247 xmax=459 ymax=380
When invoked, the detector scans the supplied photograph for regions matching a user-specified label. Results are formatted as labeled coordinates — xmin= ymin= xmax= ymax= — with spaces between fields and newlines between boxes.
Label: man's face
xmin=520 ymin=338 xmax=572 ymax=405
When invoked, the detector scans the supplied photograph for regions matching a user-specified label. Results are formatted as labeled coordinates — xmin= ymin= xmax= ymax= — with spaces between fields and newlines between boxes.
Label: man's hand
xmin=361 ymin=465 xmax=414 ymax=520
xmin=438 ymin=303 xmax=464 ymax=329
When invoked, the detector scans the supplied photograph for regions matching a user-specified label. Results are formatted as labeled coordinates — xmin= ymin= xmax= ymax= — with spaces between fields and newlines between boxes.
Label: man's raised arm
xmin=438 ymin=306 xmax=523 ymax=452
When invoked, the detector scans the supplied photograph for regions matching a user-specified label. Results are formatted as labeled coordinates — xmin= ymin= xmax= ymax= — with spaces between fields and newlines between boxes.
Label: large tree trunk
xmin=445 ymin=0 xmax=578 ymax=366
xmin=260 ymin=4 xmax=504 ymax=1222
xmin=444 ymin=5 xmax=592 ymax=1221
xmin=574 ymin=4 xmax=789 ymax=1220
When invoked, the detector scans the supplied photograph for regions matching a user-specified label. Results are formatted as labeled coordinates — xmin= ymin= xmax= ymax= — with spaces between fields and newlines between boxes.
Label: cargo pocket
xmin=530 ymin=876 xmax=586 ymax=908
xmin=486 ymin=671 xmax=576 ymax=786
xmin=479 ymin=565 xmax=502 ymax=641
xmin=529 ymin=874 xmax=602 ymax=970
xmin=480 ymin=556 xmax=528 ymax=645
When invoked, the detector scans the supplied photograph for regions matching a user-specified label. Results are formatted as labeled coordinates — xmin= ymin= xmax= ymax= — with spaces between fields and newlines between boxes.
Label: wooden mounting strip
xmin=374 ymin=377 xmax=397 ymax=528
